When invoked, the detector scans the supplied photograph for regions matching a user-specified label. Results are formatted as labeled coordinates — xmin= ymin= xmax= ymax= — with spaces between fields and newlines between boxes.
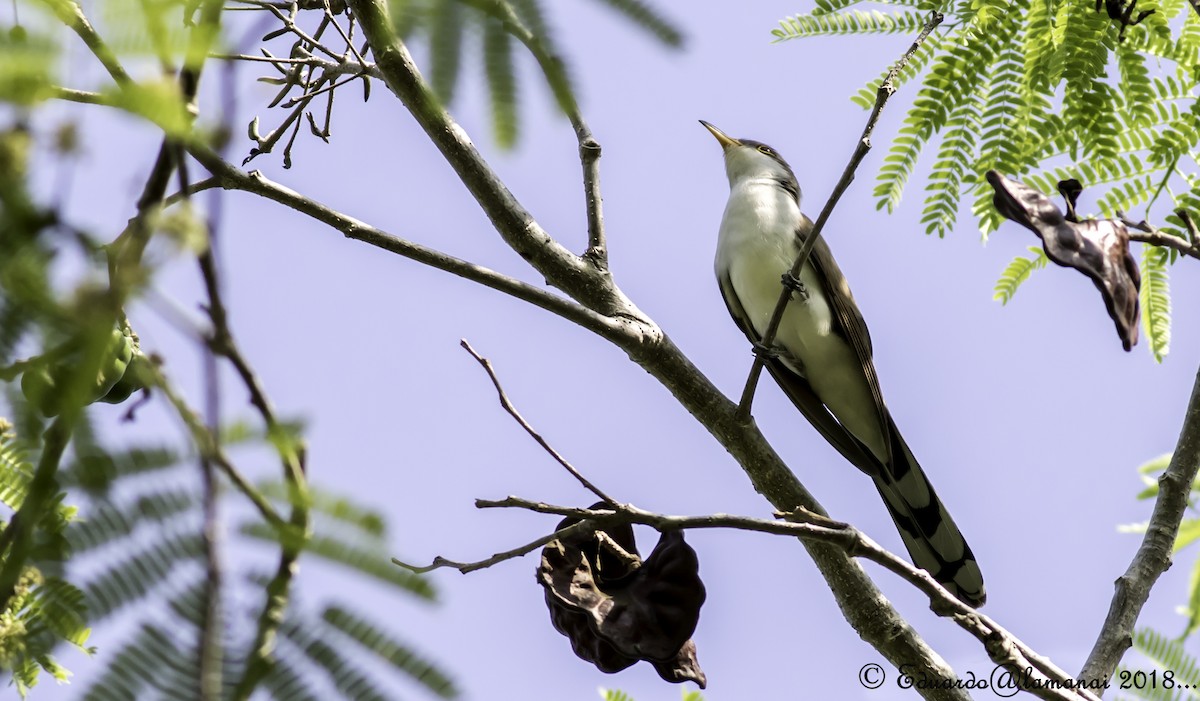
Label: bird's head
xmin=699 ymin=120 xmax=798 ymax=190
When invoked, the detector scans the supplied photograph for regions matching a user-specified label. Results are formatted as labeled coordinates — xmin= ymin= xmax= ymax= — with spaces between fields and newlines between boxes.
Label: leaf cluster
xmin=775 ymin=0 xmax=1200 ymax=361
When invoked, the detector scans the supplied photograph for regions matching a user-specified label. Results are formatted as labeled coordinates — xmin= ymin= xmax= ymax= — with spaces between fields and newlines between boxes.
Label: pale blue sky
xmin=18 ymin=0 xmax=1200 ymax=699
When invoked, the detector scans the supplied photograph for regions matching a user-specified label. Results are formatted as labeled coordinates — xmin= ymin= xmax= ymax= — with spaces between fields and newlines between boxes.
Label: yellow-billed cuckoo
xmin=701 ymin=120 xmax=985 ymax=607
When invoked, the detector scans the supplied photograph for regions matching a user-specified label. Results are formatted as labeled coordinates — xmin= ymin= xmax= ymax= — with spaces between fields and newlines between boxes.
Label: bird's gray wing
xmin=799 ymin=214 xmax=896 ymax=466
xmin=716 ymin=269 xmax=878 ymax=476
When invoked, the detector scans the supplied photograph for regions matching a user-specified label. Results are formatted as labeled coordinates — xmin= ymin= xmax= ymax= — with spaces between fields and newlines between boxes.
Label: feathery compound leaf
xmin=483 ymin=15 xmax=519 ymax=148
xmin=1117 ymin=42 xmax=1156 ymax=130
xmin=921 ymin=68 xmax=986 ymax=236
xmin=600 ymin=690 xmax=635 ymax=701
xmin=82 ymin=532 xmax=205 ymax=621
xmin=1132 ymin=627 xmax=1200 ymax=687
xmin=428 ymin=0 xmax=466 ymax=105
xmin=322 ymin=605 xmax=459 ymax=698
xmin=0 ymin=428 xmax=33 ymax=509
xmin=1139 ymin=244 xmax=1171 ymax=362
xmin=241 ymin=522 xmax=436 ymax=599
xmin=281 ymin=620 xmax=393 ymax=701
xmin=1186 ymin=555 xmax=1200 ymax=640
xmin=23 ymin=577 xmax=91 ymax=648
xmin=259 ymin=480 xmax=387 ymax=539
xmin=774 ymin=9 xmax=930 ymax=38
xmin=993 ymin=246 xmax=1049 ymax=305
xmin=875 ymin=23 xmax=1001 ymax=212
xmin=590 ymin=0 xmax=683 ymax=47
xmin=62 ymin=445 xmax=183 ymax=493
xmin=262 ymin=650 xmax=325 ymax=701
xmin=67 ymin=488 xmax=197 ymax=553
xmin=78 ymin=625 xmax=171 ymax=701
xmin=507 ymin=0 xmax=579 ymax=115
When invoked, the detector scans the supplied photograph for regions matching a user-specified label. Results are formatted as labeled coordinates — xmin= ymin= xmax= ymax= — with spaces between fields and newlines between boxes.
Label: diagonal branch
xmin=735 ymin=10 xmax=944 ymax=418
xmin=1080 ymin=361 xmax=1200 ymax=683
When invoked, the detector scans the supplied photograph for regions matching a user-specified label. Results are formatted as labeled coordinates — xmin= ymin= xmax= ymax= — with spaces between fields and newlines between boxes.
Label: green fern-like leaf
xmin=482 ymin=15 xmax=519 ymax=148
xmin=262 ymin=650 xmax=325 ymax=701
xmin=258 ymin=481 xmax=386 ymax=539
xmin=774 ymin=9 xmax=930 ymax=38
xmin=241 ymin=523 xmax=436 ymax=599
xmin=281 ymin=620 xmax=393 ymax=701
xmin=1117 ymin=42 xmax=1156 ymax=129
xmin=82 ymin=532 xmax=205 ymax=621
xmin=67 ymin=488 xmax=196 ymax=554
xmin=993 ymin=246 xmax=1049 ymax=304
xmin=322 ymin=605 xmax=459 ymax=698
xmin=600 ymin=689 xmax=635 ymax=701
xmin=590 ymin=0 xmax=683 ymax=46
xmin=0 ymin=428 xmax=33 ymax=510
xmin=1185 ymin=555 xmax=1200 ymax=640
xmin=1132 ymin=627 xmax=1200 ymax=688
xmin=22 ymin=577 xmax=91 ymax=649
xmin=77 ymin=626 xmax=168 ymax=701
xmin=1139 ymin=244 xmax=1171 ymax=362
xmin=428 ymin=0 xmax=466 ymax=105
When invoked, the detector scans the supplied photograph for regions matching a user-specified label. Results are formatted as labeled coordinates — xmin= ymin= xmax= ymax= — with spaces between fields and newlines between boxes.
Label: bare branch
xmin=734 ymin=11 xmax=944 ymax=418
xmin=1080 ymin=362 xmax=1200 ymax=683
xmin=459 ymin=339 xmax=616 ymax=503
xmin=1120 ymin=213 xmax=1200 ymax=262
xmin=393 ymin=519 xmax=598 ymax=575
xmin=409 ymin=497 xmax=1099 ymax=701
xmin=185 ymin=146 xmax=628 ymax=341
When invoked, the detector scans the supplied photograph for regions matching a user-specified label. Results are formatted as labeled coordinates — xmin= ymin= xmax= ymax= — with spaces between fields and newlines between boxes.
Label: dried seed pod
xmin=538 ymin=507 xmax=706 ymax=688
xmin=987 ymin=171 xmax=1141 ymax=351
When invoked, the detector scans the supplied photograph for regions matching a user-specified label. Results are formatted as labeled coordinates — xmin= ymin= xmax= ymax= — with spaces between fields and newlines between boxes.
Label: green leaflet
xmin=993 ymin=246 xmax=1048 ymax=304
xmin=322 ymin=605 xmax=459 ymax=698
xmin=774 ymin=9 xmax=931 ymax=38
xmin=1139 ymin=244 xmax=1172 ymax=362
xmin=590 ymin=0 xmax=683 ymax=46
xmin=483 ymin=15 xmax=519 ymax=148
xmin=774 ymin=0 xmax=1200 ymax=262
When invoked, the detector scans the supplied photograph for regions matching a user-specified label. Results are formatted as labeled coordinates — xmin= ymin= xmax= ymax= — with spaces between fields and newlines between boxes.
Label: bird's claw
xmin=781 ymin=272 xmax=809 ymax=302
xmin=752 ymin=342 xmax=779 ymax=360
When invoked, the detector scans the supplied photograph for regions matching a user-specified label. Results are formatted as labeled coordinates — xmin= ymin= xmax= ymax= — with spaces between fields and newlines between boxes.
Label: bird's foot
xmin=751 ymin=342 xmax=779 ymax=360
xmin=780 ymin=272 xmax=809 ymax=302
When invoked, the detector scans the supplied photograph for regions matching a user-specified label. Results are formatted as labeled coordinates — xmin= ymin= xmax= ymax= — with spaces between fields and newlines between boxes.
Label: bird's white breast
xmin=714 ymin=177 xmax=887 ymax=458
xmin=714 ymin=178 xmax=835 ymax=370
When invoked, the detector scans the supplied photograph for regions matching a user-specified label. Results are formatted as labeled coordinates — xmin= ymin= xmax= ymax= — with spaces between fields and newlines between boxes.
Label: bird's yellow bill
xmin=699 ymin=120 xmax=740 ymax=150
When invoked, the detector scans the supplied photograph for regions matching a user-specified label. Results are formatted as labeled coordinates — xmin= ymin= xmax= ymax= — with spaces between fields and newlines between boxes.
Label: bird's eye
xmin=757 ymin=145 xmax=774 ymax=156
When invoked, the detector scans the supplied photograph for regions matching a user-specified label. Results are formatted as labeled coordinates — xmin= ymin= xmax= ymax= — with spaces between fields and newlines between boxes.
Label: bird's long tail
xmin=872 ymin=430 xmax=986 ymax=607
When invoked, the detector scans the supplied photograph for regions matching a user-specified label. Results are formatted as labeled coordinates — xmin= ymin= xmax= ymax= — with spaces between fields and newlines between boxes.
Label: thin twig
xmin=393 ymin=519 xmax=598 ymax=574
xmin=151 ymin=365 xmax=289 ymax=530
xmin=185 ymin=146 xmax=627 ymax=341
xmin=403 ymin=497 xmax=1097 ymax=701
xmin=37 ymin=0 xmax=131 ymax=86
xmin=197 ymin=184 xmax=311 ymax=701
xmin=459 ymin=339 xmax=616 ymax=503
xmin=734 ymin=11 xmax=944 ymax=419
xmin=458 ymin=0 xmax=607 ymax=267
xmin=1079 ymin=362 xmax=1200 ymax=684
xmin=176 ymin=146 xmax=225 ymax=701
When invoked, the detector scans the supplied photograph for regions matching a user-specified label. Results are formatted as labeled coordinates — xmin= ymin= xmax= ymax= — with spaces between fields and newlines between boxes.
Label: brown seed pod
xmin=538 ymin=506 xmax=706 ymax=688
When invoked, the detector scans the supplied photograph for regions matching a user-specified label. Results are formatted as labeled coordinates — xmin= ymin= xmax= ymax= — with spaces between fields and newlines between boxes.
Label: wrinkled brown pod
xmin=538 ymin=506 xmax=707 ymax=687
xmin=987 ymin=171 xmax=1141 ymax=351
